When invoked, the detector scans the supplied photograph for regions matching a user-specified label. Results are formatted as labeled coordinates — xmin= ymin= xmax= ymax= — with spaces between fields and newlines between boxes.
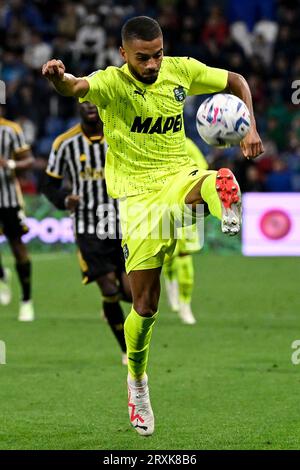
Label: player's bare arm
xmin=0 ymin=149 xmax=34 ymax=170
xmin=43 ymin=174 xmax=72 ymax=210
xmin=42 ymin=59 xmax=89 ymax=98
xmin=227 ymin=71 xmax=264 ymax=159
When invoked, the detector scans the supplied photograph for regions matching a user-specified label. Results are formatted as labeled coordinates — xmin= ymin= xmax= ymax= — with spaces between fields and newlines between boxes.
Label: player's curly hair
xmin=121 ymin=16 xmax=162 ymax=43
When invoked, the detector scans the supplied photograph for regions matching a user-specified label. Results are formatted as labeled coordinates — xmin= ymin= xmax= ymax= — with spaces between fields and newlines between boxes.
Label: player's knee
xmin=18 ymin=255 xmax=30 ymax=264
xmin=102 ymin=292 xmax=121 ymax=304
xmin=15 ymin=250 xmax=29 ymax=264
xmin=9 ymin=239 xmax=28 ymax=263
xmin=134 ymin=304 xmax=157 ymax=317
xmin=97 ymin=275 xmax=119 ymax=298
xmin=134 ymin=293 xmax=159 ymax=316
xmin=185 ymin=172 xmax=216 ymax=207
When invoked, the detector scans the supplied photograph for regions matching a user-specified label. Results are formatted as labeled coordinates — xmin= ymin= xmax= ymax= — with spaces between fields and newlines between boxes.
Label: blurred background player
xmin=163 ymin=138 xmax=208 ymax=325
xmin=43 ymin=101 xmax=132 ymax=365
xmin=0 ymin=110 xmax=35 ymax=321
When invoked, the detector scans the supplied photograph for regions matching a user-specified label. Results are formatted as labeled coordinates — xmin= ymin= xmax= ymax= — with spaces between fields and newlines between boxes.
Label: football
xmin=196 ymin=93 xmax=251 ymax=147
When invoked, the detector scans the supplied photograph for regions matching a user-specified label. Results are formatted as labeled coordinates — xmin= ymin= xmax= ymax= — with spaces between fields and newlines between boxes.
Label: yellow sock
xmin=124 ymin=307 xmax=158 ymax=380
xmin=200 ymin=172 xmax=222 ymax=220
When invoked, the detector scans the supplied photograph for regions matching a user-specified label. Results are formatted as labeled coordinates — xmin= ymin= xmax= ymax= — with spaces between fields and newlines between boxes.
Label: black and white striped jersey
xmin=0 ymin=118 xmax=30 ymax=208
xmin=46 ymin=123 xmax=119 ymax=235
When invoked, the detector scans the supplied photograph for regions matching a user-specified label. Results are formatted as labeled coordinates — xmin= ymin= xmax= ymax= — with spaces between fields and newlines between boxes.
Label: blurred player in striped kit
xmin=43 ymin=101 xmax=132 ymax=365
xmin=0 ymin=109 xmax=35 ymax=321
xmin=163 ymin=138 xmax=208 ymax=325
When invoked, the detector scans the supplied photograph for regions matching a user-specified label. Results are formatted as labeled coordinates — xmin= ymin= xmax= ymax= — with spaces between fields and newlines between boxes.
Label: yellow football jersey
xmin=185 ymin=137 xmax=208 ymax=170
xmin=80 ymin=57 xmax=227 ymax=197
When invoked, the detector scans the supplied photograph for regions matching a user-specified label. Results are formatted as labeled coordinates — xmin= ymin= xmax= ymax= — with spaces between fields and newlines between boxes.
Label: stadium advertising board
xmin=242 ymin=193 xmax=300 ymax=256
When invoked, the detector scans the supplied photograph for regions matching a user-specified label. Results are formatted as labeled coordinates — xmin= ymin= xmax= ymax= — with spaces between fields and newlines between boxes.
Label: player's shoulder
xmin=162 ymin=56 xmax=197 ymax=67
xmin=0 ymin=117 xmax=23 ymax=134
xmin=162 ymin=56 xmax=203 ymax=78
xmin=87 ymin=65 xmax=120 ymax=81
xmin=52 ymin=123 xmax=82 ymax=151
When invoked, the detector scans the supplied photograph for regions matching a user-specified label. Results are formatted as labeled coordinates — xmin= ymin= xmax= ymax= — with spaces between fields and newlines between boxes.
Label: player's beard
xmin=128 ymin=63 xmax=159 ymax=84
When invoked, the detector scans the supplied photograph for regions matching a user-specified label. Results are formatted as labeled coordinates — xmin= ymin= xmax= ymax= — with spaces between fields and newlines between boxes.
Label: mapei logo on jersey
xmin=173 ymin=86 xmax=186 ymax=102
xmin=130 ymin=114 xmax=183 ymax=134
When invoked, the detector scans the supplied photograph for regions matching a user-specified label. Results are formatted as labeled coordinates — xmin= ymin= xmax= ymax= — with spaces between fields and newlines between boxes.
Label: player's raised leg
xmin=185 ymin=168 xmax=241 ymax=236
xmin=125 ymin=267 xmax=160 ymax=436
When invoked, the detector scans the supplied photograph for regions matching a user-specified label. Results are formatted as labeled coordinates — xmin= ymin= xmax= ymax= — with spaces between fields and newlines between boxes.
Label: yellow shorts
xmin=119 ymin=165 xmax=214 ymax=273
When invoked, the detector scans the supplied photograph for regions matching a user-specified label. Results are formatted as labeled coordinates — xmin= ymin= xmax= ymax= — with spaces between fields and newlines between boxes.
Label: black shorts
xmin=0 ymin=207 xmax=29 ymax=239
xmin=76 ymin=233 xmax=126 ymax=284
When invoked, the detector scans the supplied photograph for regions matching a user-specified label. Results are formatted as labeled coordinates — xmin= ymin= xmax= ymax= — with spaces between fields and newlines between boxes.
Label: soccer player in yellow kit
xmin=42 ymin=16 xmax=264 ymax=436
xmin=163 ymin=138 xmax=208 ymax=325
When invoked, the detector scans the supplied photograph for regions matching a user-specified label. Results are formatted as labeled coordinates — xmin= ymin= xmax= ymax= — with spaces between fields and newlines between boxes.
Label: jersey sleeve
xmin=183 ymin=57 xmax=228 ymax=96
xmin=79 ymin=67 xmax=116 ymax=108
xmin=186 ymin=138 xmax=208 ymax=170
xmin=11 ymin=124 xmax=30 ymax=155
xmin=46 ymin=137 xmax=66 ymax=179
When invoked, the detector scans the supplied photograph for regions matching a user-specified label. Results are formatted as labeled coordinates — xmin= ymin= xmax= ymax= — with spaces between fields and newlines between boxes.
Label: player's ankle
xmin=128 ymin=373 xmax=147 ymax=386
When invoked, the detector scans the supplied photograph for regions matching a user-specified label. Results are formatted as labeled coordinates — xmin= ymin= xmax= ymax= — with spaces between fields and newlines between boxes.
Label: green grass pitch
xmin=0 ymin=252 xmax=299 ymax=450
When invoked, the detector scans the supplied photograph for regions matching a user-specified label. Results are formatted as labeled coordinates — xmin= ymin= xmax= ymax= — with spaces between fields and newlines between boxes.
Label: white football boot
xmin=178 ymin=301 xmax=197 ymax=325
xmin=216 ymin=168 xmax=242 ymax=236
xmin=165 ymin=279 xmax=179 ymax=312
xmin=0 ymin=268 xmax=12 ymax=305
xmin=18 ymin=300 xmax=35 ymax=322
xmin=127 ymin=373 xmax=154 ymax=436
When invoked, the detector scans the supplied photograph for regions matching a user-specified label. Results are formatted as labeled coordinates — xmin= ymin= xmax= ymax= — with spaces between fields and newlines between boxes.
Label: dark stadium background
xmin=1 ymin=0 xmax=299 ymax=195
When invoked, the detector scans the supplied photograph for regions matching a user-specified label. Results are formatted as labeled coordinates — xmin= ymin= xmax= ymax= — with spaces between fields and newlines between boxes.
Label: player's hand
xmin=65 ymin=195 xmax=80 ymax=212
xmin=240 ymin=127 xmax=264 ymax=159
xmin=42 ymin=59 xmax=65 ymax=82
xmin=0 ymin=158 xmax=7 ymax=168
